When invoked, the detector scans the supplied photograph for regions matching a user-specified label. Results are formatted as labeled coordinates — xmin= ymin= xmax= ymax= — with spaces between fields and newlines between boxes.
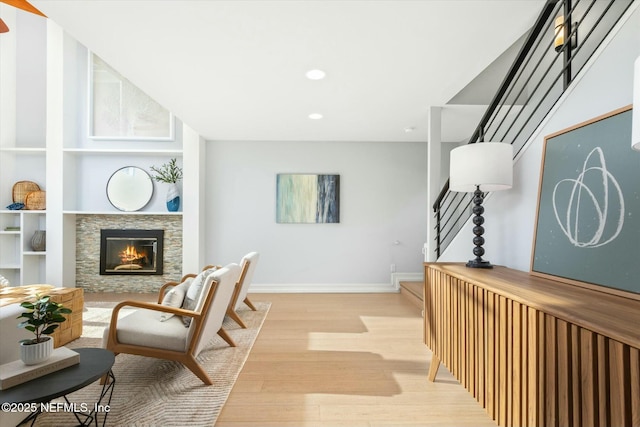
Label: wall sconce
xmin=633 ymin=56 xmax=640 ymax=151
xmin=554 ymin=15 xmax=577 ymax=52
xmin=449 ymin=142 xmax=513 ymax=268
xmin=0 ymin=18 xmax=9 ymax=33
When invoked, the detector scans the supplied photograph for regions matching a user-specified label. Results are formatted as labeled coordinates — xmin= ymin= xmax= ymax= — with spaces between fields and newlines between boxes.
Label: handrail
xmin=433 ymin=0 xmax=560 ymax=213
xmin=432 ymin=0 xmax=635 ymax=258
xmin=468 ymin=0 xmax=562 ymax=148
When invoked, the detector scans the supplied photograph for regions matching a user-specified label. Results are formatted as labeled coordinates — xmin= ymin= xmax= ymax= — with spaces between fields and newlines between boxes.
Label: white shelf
xmin=24 ymin=251 xmax=46 ymax=256
xmin=63 ymin=148 xmax=183 ymax=156
xmin=0 ymin=147 xmax=46 ymax=153
xmin=0 ymin=231 xmax=20 ymax=235
xmin=0 ymin=210 xmax=46 ymax=214
xmin=63 ymin=211 xmax=182 ymax=215
xmin=0 ymin=264 xmax=20 ymax=269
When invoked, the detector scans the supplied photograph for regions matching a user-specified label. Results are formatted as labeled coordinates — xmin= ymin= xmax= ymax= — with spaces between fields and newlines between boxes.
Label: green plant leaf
xmin=15 ymin=294 xmax=72 ymax=341
xmin=150 ymin=158 xmax=183 ymax=183
xmin=42 ymin=325 xmax=59 ymax=335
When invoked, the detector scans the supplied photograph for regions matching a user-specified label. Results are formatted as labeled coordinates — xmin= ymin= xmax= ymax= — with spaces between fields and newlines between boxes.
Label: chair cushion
xmin=159 ymin=279 xmax=191 ymax=322
xmin=182 ymin=267 xmax=217 ymax=326
xmin=103 ymin=308 xmax=190 ymax=352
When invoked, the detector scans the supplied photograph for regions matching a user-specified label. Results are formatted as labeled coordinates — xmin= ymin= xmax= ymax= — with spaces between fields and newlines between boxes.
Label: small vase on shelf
xmin=166 ymin=183 xmax=180 ymax=212
xmin=31 ymin=230 xmax=46 ymax=252
xmin=150 ymin=158 xmax=183 ymax=213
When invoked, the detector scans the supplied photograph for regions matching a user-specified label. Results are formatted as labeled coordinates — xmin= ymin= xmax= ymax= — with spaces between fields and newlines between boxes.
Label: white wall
xmin=440 ymin=5 xmax=640 ymax=272
xmin=205 ymin=140 xmax=428 ymax=289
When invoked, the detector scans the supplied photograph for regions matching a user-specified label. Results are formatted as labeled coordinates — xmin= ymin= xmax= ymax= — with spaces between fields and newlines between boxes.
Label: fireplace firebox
xmin=100 ymin=229 xmax=164 ymax=275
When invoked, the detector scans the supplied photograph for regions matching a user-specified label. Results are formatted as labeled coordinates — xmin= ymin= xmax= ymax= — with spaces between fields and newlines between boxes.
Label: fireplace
xmin=100 ymin=229 xmax=164 ymax=275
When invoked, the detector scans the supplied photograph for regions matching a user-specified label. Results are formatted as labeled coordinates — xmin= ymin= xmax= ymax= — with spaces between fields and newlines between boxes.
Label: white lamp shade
xmin=450 ymin=142 xmax=513 ymax=192
xmin=633 ymin=56 xmax=640 ymax=151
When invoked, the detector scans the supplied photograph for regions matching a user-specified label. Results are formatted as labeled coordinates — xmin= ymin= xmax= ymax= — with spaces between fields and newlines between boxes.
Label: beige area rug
xmin=33 ymin=300 xmax=270 ymax=427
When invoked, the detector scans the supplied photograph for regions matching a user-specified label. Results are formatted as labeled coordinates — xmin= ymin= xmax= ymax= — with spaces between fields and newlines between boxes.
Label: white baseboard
xmin=249 ymin=282 xmax=398 ymax=293
xmin=248 ymin=272 xmax=424 ymax=293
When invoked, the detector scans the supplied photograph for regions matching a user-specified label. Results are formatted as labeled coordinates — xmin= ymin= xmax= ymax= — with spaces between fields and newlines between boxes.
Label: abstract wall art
xmin=276 ymin=174 xmax=340 ymax=223
xmin=531 ymin=106 xmax=640 ymax=296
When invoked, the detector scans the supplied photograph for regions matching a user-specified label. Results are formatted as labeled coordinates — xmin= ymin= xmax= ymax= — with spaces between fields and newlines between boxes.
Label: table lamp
xmin=449 ymin=142 xmax=513 ymax=268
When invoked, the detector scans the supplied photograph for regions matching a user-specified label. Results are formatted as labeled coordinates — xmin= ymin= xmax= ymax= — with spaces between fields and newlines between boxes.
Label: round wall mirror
xmin=106 ymin=166 xmax=154 ymax=211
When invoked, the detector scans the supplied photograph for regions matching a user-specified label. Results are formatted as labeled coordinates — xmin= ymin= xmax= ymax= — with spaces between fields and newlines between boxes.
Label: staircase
xmin=432 ymin=0 xmax=635 ymax=259
xmin=399 ymin=281 xmax=423 ymax=309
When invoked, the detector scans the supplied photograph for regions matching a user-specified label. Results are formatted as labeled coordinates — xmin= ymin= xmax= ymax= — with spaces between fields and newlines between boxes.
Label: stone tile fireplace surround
xmin=76 ymin=215 xmax=182 ymax=293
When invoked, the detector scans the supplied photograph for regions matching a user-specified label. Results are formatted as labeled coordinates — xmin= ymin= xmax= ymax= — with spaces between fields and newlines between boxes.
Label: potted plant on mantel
xmin=150 ymin=158 xmax=183 ymax=212
xmin=17 ymin=295 xmax=72 ymax=365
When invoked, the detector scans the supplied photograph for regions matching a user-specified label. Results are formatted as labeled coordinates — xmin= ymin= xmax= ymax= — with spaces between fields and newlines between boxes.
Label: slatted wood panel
xmin=423 ymin=263 xmax=640 ymax=427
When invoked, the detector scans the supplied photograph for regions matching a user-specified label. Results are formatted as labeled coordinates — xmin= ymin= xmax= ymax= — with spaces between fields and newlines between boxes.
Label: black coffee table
xmin=0 ymin=348 xmax=116 ymax=426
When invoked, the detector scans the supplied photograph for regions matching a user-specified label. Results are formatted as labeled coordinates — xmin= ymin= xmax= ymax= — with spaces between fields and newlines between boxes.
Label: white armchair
xmin=102 ymin=263 xmax=241 ymax=385
xmin=226 ymin=252 xmax=259 ymax=329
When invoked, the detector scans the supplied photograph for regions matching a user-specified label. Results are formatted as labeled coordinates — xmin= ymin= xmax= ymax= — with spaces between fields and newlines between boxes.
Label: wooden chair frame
xmin=226 ymin=257 xmax=257 ymax=329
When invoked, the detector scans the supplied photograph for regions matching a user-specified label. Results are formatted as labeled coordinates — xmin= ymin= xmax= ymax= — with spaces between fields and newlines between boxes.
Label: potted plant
xmin=17 ymin=295 xmax=72 ymax=365
xmin=150 ymin=158 xmax=183 ymax=212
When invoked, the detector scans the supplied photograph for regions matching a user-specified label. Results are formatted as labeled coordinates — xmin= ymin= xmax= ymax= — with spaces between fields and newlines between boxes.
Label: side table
xmin=0 ymin=348 xmax=115 ymax=426
xmin=0 ymin=286 xmax=84 ymax=347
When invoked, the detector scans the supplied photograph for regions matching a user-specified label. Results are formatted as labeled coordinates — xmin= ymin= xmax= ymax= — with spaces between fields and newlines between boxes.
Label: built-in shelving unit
xmin=0 ymin=7 xmax=48 ymax=286
xmin=0 ymin=12 xmax=182 ymax=287
xmin=1 ymin=10 xmax=203 ymax=287
xmin=0 ymin=210 xmax=46 ymax=285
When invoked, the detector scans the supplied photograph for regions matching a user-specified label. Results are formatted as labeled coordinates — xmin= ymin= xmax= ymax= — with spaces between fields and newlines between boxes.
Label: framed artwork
xmin=531 ymin=106 xmax=640 ymax=296
xmin=276 ymin=174 xmax=340 ymax=223
xmin=89 ymin=53 xmax=174 ymax=140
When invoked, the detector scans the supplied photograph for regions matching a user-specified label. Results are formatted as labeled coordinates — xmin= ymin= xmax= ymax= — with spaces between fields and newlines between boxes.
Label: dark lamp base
xmin=466 ymin=259 xmax=494 ymax=269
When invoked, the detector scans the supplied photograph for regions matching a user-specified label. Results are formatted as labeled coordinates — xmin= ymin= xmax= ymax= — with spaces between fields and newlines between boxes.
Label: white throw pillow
xmin=182 ymin=267 xmax=217 ymax=326
xmin=159 ymin=279 xmax=191 ymax=322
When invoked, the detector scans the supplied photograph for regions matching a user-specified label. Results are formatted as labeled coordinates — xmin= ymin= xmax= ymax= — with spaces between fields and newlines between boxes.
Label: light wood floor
xmin=215 ymin=293 xmax=496 ymax=427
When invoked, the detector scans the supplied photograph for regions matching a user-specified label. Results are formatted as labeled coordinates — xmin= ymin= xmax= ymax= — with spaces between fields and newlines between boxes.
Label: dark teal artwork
xmin=276 ymin=174 xmax=340 ymax=223
xmin=532 ymin=107 xmax=640 ymax=295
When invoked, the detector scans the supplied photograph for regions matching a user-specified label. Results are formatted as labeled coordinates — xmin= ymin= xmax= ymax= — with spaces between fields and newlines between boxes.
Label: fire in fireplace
xmin=100 ymin=229 xmax=164 ymax=275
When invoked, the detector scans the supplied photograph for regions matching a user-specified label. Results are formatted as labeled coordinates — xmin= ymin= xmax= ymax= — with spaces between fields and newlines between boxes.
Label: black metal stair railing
xmin=433 ymin=0 xmax=635 ymax=258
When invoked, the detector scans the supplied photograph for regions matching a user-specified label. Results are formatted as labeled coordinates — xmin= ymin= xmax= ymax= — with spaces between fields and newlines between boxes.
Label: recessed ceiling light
xmin=305 ymin=69 xmax=326 ymax=80
xmin=308 ymin=113 xmax=323 ymax=120
xmin=404 ymin=127 xmax=416 ymax=133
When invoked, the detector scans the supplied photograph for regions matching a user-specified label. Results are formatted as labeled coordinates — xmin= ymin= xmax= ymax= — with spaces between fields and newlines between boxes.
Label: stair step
xmin=399 ymin=281 xmax=423 ymax=309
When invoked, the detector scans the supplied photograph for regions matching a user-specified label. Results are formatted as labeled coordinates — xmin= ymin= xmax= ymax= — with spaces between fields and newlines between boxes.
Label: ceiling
xmin=28 ymin=0 xmax=545 ymax=143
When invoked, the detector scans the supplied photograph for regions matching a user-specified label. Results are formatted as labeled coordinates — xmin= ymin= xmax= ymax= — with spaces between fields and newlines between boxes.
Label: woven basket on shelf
xmin=24 ymin=190 xmax=46 ymax=210
xmin=12 ymin=181 xmax=40 ymax=203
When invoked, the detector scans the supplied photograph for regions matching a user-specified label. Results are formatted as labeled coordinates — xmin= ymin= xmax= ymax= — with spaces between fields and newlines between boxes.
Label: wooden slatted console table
xmin=423 ymin=262 xmax=640 ymax=427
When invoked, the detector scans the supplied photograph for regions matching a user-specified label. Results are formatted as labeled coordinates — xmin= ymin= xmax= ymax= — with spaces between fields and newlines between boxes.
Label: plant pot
xmin=166 ymin=183 xmax=180 ymax=212
xmin=20 ymin=336 xmax=54 ymax=365
xmin=31 ymin=230 xmax=46 ymax=252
